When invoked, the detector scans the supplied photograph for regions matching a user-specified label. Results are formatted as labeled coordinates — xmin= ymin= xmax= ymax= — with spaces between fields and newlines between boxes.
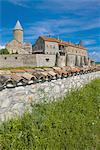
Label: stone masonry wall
xmin=57 ymin=55 xmax=66 ymax=67
xmin=36 ymin=54 xmax=56 ymax=67
xmin=0 ymin=71 xmax=100 ymax=122
xmin=0 ymin=54 xmax=56 ymax=68
xmin=0 ymin=54 xmax=36 ymax=68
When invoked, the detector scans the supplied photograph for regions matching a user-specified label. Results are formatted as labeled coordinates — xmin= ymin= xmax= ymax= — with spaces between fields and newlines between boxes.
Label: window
xmin=4 ymin=57 xmax=7 ymax=60
xmin=53 ymin=45 xmax=55 ymax=49
xmin=15 ymin=57 xmax=17 ymax=59
xmin=46 ymin=58 xmax=49 ymax=62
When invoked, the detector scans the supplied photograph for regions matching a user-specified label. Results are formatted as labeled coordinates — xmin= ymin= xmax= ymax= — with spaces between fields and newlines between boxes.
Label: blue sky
xmin=0 ymin=0 xmax=100 ymax=61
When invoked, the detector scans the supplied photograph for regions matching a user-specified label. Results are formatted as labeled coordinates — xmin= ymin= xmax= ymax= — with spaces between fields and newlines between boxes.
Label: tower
xmin=79 ymin=40 xmax=83 ymax=46
xmin=13 ymin=20 xmax=23 ymax=43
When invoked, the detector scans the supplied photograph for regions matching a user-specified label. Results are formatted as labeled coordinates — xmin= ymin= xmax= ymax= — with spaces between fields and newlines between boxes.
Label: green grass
xmin=0 ymin=79 xmax=100 ymax=150
xmin=0 ymin=66 xmax=50 ymax=70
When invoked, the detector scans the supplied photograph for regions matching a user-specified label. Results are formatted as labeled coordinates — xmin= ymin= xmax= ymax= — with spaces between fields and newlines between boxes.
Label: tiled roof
xmin=40 ymin=36 xmax=61 ymax=43
xmin=40 ymin=36 xmax=87 ymax=50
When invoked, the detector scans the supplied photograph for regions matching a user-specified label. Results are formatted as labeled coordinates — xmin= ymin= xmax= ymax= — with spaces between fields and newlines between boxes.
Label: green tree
xmin=0 ymin=48 xmax=9 ymax=54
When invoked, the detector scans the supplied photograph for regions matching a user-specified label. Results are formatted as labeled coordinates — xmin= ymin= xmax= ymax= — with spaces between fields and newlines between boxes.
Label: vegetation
xmin=0 ymin=48 xmax=9 ymax=54
xmin=0 ymin=79 xmax=100 ymax=150
xmin=0 ymin=66 xmax=49 ymax=71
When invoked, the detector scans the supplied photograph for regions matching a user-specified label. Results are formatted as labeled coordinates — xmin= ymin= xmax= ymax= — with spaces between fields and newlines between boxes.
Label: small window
xmin=4 ymin=57 xmax=7 ymax=60
xmin=46 ymin=58 xmax=49 ymax=62
xmin=53 ymin=46 xmax=55 ymax=49
xmin=15 ymin=57 xmax=17 ymax=59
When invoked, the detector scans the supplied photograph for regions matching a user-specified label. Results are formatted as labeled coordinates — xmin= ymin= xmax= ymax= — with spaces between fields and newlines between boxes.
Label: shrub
xmin=0 ymin=48 xmax=9 ymax=54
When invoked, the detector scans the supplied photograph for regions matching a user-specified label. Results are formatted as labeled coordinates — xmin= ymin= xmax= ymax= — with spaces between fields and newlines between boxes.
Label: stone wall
xmin=0 ymin=54 xmax=56 ymax=68
xmin=67 ymin=54 xmax=76 ymax=66
xmin=0 ymin=71 xmax=100 ymax=122
xmin=13 ymin=29 xmax=23 ymax=43
xmin=45 ymin=41 xmax=59 ymax=54
xmin=36 ymin=54 xmax=56 ymax=67
xmin=0 ymin=54 xmax=36 ymax=68
xmin=57 ymin=55 xmax=66 ymax=67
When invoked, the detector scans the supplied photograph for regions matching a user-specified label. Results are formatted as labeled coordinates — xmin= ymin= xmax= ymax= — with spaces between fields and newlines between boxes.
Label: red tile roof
xmin=40 ymin=36 xmax=87 ymax=50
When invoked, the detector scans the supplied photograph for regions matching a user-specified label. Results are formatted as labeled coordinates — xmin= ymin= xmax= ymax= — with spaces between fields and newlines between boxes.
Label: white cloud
xmin=83 ymin=39 xmax=96 ymax=46
xmin=3 ymin=0 xmax=100 ymax=41
xmin=35 ymin=0 xmax=100 ymax=17
xmin=4 ymin=0 xmax=29 ymax=7
xmin=89 ymin=51 xmax=100 ymax=62
xmin=5 ymin=0 xmax=100 ymax=14
xmin=0 ymin=45 xmax=5 ymax=49
xmin=24 ymin=16 xmax=100 ymax=42
xmin=2 ymin=0 xmax=100 ymax=56
xmin=88 ymin=46 xmax=100 ymax=52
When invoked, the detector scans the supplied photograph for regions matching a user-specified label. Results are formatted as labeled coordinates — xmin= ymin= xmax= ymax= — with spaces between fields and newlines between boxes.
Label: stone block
xmin=1 ymin=98 xmax=11 ymax=108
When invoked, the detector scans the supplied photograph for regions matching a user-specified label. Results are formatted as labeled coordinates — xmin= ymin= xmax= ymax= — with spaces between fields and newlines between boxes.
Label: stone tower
xmin=13 ymin=20 xmax=23 ymax=43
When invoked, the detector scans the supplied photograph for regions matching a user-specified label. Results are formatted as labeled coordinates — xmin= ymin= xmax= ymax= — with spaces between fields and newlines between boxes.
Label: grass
xmin=0 ymin=79 xmax=100 ymax=150
xmin=0 ymin=66 xmax=50 ymax=71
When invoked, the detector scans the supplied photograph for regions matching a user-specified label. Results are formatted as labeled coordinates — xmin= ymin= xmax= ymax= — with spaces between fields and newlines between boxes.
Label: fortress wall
xmin=0 ymin=53 xmax=88 ymax=69
xmin=77 ymin=55 xmax=81 ymax=66
xmin=0 ymin=54 xmax=37 ymax=68
xmin=36 ymin=54 xmax=56 ymax=67
xmin=67 ymin=54 xmax=76 ymax=66
xmin=57 ymin=55 xmax=66 ymax=67
xmin=0 ymin=54 xmax=56 ymax=68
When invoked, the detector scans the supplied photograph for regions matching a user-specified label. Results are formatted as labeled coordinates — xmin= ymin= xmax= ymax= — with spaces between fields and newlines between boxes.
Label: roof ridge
xmin=40 ymin=36 xmax=86 ymax=50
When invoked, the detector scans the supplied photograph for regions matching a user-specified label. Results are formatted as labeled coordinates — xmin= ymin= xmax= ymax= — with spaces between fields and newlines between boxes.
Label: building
xmin=1 ymin=21 xmax=92 ymax=68
xmin=33 ymin=36 xmax=88 ymax=67
xmin=6 ymin=20 xmax=32 ymax=54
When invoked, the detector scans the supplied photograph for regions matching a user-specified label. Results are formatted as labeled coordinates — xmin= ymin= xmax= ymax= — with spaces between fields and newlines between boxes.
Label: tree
xmin=0 ymin=48 xmax=9 ymax=54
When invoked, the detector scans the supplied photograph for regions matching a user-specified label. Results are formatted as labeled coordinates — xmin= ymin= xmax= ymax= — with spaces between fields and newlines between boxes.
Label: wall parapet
xmin=0 ymin=54 xmax=56 ymax=68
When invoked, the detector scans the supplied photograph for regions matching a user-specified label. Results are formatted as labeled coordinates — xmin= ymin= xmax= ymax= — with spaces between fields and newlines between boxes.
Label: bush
xmin=0 ymin=79 xmax=100 ymax=150
xmin=0 ymin=48 xmax=9 ymax=54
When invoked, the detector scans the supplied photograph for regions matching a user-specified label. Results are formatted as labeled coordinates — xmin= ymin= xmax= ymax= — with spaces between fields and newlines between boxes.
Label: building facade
xmin=6 ymin=20 xmax=32 ymax=54
xmin=2 ymin=21 xmax=91 ymax=68
xmin=33 ymin=36 xmax=88 ymax=67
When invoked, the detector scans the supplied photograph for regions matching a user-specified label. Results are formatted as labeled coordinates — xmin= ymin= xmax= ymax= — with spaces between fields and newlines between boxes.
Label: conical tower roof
xmin=13 ymin=20 xmax=23 ymax=31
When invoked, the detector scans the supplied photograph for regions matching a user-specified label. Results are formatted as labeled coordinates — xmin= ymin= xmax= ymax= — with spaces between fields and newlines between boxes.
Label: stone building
xmin=2 ymin=21 xmax=91 ymax=68
xmin=6 ymin=20 xmax=32 ymax=54
xmin=33 ymin=36 xmax=88 ymax=67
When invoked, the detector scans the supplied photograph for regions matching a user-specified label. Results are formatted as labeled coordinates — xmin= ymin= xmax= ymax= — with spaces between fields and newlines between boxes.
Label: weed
xmin=0 ymin=79 xmax=100 ymax=150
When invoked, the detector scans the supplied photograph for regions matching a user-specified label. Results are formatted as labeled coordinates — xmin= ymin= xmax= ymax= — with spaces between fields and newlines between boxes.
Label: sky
xmin=0 ymin=0 xmax=100 ymax=61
